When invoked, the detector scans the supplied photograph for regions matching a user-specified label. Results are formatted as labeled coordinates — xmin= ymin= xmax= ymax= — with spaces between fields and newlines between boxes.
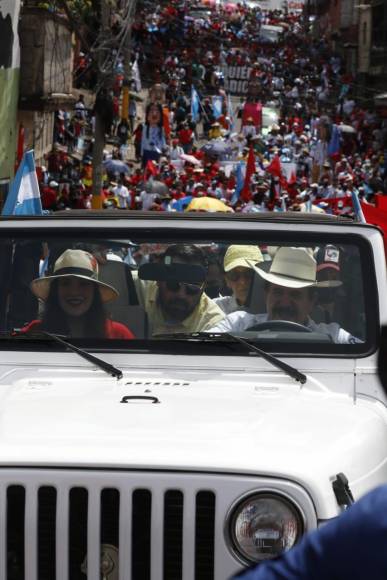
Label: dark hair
xmin=164 ymin=244 xmax=208 ymax=270
xmin=145 ymin=103 xmax=164 ymax=140
xmin=40 ymin=278 xmax=107 ymax=338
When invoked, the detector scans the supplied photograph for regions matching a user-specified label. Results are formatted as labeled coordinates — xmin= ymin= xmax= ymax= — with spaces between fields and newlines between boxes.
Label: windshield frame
xmin=0 ymin=224 xmax=379 ymax=359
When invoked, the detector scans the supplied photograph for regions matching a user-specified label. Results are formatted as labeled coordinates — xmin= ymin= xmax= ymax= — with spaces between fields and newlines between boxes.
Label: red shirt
xmin=178 ymin=128 xmax=193 ymax=145
xmin=22 ymin=319 xmax=135 ymax=339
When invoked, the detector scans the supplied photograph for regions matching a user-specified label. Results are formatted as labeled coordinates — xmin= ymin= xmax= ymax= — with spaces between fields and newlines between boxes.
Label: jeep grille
xmin=2 ymin=469 xmax=216 ymax=580
xmin=0 ymin=469 xmax=316 ymax=579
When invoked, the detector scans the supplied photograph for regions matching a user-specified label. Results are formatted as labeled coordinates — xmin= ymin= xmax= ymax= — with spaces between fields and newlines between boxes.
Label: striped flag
xmin=191 ymin=86 xmax=200 ymax=123
xmin=227 ymin=94 xmax=235 ymax=132
xmin=351 ymin=189 xmax=366 ymax=223
xmin=231 ymin=161 xmax=245 ymax=205
xmin=212 ymin=95 xmax=223 ymax=119
xmin=2 ymin=150 xmax=43 ymax=215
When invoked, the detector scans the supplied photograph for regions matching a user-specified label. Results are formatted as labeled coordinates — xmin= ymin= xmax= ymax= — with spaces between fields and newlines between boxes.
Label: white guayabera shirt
xmin=210 ymin=313 xmax=361 ymax=344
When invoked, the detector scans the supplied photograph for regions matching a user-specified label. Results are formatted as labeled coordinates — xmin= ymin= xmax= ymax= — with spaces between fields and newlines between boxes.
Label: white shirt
xmin=210 ymin=312 xmax=360 ymax=344
xmin=139 ymin=190 xmax=158 ymax=210
xmin=213 ymin=295 xmax=252 ymax=315
xmin=113 ymin=184 xmax=130 ymax=209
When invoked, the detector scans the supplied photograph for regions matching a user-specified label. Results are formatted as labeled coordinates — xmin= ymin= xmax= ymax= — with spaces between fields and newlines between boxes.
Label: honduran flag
xmin=351 ymin=189 xmax=366 ymax=223
xmin=227 ymin=93 xmax=235 ymax=132
xmin=191 ymin=86 xmax=200 ymax=123
xmin=328 ymin=124 xmax=341 ymax=159
xmin=231 ymin=161 xmax=246 ymax=205
xmin=2 ymin=150 xmax=43 ymax=216
xmin=212 ymin=95 xmax=223 ymax=119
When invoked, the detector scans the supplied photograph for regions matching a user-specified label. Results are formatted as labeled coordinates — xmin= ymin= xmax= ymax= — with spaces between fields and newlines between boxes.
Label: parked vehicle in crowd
xmin=0 ymin=211 xmax=386 ymax=579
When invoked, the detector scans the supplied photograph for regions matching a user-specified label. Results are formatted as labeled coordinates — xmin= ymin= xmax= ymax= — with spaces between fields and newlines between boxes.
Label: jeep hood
xmin=0 ymin=365 xmax=386 ymax=491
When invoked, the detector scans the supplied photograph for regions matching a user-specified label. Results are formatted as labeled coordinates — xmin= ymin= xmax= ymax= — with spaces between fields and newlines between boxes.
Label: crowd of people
xmin=36 ymin=0 xmax=387 ymax=218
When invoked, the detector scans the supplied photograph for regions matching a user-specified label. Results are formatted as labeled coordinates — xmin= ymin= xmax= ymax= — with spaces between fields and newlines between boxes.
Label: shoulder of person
xmin=106 ymin=319 xmax=135 ymax=339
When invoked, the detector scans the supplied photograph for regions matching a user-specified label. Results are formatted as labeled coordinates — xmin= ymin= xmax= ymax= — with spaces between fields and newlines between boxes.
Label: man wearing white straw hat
xmin=210 ymin=247 xmax=360 ymax=344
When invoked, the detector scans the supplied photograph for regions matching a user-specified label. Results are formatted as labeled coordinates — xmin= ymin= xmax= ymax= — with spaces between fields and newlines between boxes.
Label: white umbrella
xmin=179 ymin=154 xmax=202 ymax=166
xmin=339 ymin=124 xmax=356 ymax=135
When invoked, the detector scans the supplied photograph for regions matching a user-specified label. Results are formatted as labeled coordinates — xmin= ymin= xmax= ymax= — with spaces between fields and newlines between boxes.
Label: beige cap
xmin=224 ymin=245 xmax=263 ymax=272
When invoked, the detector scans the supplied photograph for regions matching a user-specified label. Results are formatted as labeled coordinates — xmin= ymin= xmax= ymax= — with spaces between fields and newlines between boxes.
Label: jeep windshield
xmin=0 ymin=228 xmax=377 ymax=357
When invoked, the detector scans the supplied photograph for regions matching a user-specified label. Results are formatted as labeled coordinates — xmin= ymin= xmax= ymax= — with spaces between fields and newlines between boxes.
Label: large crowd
xmin=38 ymin=0 xmax=387 ymax=218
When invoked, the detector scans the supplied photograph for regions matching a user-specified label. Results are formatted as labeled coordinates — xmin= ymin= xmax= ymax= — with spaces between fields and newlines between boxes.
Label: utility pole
xmin=91 ymin=0 xmax=112 ymax=210
xmin=121 ymin=0 xmax=136 ymax=122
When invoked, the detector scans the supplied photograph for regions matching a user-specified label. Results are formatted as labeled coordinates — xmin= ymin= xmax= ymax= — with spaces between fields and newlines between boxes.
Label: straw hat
xmin=224 ymin=245 xmax=263 ymax=272
xmin=246 ymin=247 xmax=326 ymax=289
xmin=31 ymin=249 xmax=119 ymax=303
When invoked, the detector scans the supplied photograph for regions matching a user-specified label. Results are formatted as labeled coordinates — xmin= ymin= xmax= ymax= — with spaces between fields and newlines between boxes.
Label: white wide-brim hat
xmin=246 ymin=247 xmax=326 ymax=289
xmin=31 ymin=249 xmax=119 ymax=303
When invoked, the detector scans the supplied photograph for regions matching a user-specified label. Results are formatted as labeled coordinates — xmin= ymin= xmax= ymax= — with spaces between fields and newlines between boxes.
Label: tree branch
xmin=54 ymin=0 xmax=91 ymax=51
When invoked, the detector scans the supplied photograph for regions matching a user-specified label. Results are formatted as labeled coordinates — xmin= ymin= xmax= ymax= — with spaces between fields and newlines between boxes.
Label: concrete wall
xmin=18 ymin=110 xmax=55 ymax=165
xmin=19 ymin=9 xmax=73 ymax=100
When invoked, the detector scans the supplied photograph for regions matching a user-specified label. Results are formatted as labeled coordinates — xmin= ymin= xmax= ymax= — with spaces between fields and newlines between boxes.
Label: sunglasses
xmin=165 ymin=281 xmax=203 ymax=296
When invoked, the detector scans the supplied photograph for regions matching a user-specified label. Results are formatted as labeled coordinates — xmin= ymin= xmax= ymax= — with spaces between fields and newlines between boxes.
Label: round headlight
xmin=229 ymin=493 xmax=304 ymax=564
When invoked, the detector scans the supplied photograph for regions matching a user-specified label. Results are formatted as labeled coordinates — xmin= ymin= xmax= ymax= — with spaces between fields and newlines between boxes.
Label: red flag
xmin=266 ymin=155 xmax=282 ymax=178
xmin=288 ymin=170 xmax=297 ymax=185
xmin=361 ymin=202 xmax=387 ymax=258
xmin=144 ymin=160 xmax=159 ymax=181
xmin=242 ymin=102 xmax=262 ymax=129
xmin=241 ymin=145 xmax=256 ymax=202
xmin=361 ymin=202 xmax=387 ymax=226
xmin=375 ymin=194 xmax=387 ymax=212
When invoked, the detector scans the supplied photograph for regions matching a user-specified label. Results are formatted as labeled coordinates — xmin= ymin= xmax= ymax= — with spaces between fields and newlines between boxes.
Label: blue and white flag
xmin=212 ymin=95 xmax=223 ymax=119
xmin=351 ymin=189 xmax=366 ymax=223
xmin=191 ymin=86 xmax=200 ymax=123
xmin=2 ymin=150 xmax=43 ymax=216
xmin=231 ymin=161 xmax=245 ymax=205
xmin=328 ymin=124 xmax=341 ymax=157
xmin=227 ymin=94 xmax=235 ymax=132
xmin=305 ymin=198 xmax=313 ymax=212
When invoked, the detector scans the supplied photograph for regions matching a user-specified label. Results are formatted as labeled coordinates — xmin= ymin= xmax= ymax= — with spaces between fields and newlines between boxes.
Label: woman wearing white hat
xmin=23 ymin=250 xmax=134 ymax=339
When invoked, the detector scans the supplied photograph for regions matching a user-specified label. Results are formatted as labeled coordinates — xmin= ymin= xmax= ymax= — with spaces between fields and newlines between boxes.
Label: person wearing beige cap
xmin=214 ymin=245 xmax=264 ymax=315
xmin=210 ymin=247 xmax=360 ymax=344
xmin=23 ymin=250 xmax=135 ymax=339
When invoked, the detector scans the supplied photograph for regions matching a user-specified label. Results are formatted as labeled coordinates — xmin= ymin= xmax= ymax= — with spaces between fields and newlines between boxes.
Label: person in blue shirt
xmin=233 ymin=326 xmax=387 ymax=580
xmin=141 ymin=103 xmax=166 ymax=168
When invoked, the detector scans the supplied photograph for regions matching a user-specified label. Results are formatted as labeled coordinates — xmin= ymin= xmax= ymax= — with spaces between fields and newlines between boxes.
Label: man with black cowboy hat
xmin=232 ymin=328 xmax=387 ymax=579
xmin=210 ymin=246 xmax=359 ymax=344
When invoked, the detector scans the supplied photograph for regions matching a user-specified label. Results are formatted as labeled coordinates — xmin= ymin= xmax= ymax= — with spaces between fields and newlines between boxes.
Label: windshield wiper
xmin=156 ymin=331 xmax=307 ymax=385
xmin=7 ymin=330 xmax=123 ymax=380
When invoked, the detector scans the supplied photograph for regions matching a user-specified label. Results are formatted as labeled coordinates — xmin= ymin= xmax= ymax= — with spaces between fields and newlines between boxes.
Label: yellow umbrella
xmin=185 ymin=197 xmax=234 ymax=213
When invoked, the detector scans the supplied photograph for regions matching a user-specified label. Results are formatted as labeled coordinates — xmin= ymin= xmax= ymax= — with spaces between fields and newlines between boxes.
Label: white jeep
xmin=0 ymin=211 xmax=386 ymax=580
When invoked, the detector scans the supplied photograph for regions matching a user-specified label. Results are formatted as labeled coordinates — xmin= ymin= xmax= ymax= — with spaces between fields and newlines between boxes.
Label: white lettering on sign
xmin=221 ymin=66 xmax=253 ymax=94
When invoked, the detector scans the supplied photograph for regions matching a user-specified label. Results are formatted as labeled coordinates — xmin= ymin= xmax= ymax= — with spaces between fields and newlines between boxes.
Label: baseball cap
xmin=223 ymin=245 xmax=264 ymax=272
xmin=316 ymin=245 xmax=341 ymax=273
